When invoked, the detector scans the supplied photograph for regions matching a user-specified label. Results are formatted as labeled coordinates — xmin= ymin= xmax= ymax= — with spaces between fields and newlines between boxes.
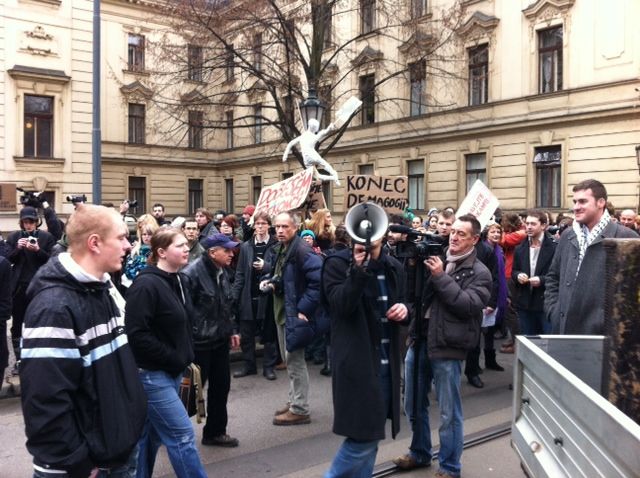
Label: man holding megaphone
xmin=322 ymin=202 xmax=409 ymax=478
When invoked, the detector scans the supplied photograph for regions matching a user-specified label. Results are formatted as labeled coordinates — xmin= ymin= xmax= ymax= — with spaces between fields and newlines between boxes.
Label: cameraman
xmin=19 ymin=190 xmax=64 ymax=241
xmin=6 ymin=207 xmax=55 ymax=371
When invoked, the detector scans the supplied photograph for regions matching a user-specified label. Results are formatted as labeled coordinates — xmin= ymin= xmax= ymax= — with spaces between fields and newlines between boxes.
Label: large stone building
xmin=1 ymin=0 xmax=639 ymax=232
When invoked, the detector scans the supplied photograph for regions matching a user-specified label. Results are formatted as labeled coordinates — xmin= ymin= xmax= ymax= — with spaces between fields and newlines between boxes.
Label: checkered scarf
xmin=573 ymin=210 xmax=610 ymax=274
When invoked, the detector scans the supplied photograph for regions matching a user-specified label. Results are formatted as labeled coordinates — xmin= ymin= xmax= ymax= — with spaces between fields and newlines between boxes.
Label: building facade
xmin=1 ymin=0 xmax=639 ymax=232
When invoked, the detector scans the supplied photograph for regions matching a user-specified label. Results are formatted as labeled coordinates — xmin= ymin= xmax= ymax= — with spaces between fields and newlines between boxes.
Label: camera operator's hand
xmin=26 ymin=240 xmax=40 ymax=252
xmin=424 ymin=256 xmax=444 ymax=276
xmin=386 ymin=303 xmax=408 ymax=322
xmin=17 ymin=237 xmax=28 ymax=249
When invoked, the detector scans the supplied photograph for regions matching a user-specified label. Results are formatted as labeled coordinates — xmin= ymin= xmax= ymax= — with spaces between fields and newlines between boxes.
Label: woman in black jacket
xmin=125 ymin=228 xmax=207 ymax=478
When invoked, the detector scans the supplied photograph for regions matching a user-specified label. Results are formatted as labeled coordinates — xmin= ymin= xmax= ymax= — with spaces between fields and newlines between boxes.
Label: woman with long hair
xmin=123 ymin=214 xmax=159 ymax=286
xmin=306 ymin=208 xmax=336 ymax=252
xmin=483 ymin=221 xmax=507 ymax=370
xmin=125 ymin=228 xmax=207 ymax=478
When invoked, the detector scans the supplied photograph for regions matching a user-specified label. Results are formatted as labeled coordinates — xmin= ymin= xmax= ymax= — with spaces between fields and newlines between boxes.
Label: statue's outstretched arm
xmin=282 ymin=137 xmax=300 ymax=162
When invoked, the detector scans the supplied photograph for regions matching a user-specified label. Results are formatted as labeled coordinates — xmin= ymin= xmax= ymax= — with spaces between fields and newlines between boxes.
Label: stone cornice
xmin=120 ymin=80 xmax=153 ymax=99
xmin=523 ymin=0 xmax=575 ymax=21
xmin=457 ymin=11 xmax=500 ymax=39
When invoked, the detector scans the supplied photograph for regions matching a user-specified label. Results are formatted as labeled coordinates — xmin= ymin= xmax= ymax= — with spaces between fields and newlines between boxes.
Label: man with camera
xmin=260 ymin=211 xmax=323 ymax=426
xmin=322 ymin=212 xmax=408 ymax=477
xmin=5 ymin=206 xmax=56 ymax=371
xmin=231 ymin=210 xmax=279 ymax=380
xmin=396 ymin=215 xmax=492 ymax=477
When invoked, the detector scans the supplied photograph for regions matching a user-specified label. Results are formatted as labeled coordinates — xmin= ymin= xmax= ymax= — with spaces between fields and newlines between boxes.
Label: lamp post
xmin=636 ymin=144 xmax=640 ymax=174
xmin=299 ymin=87 xmax=325 ymax=131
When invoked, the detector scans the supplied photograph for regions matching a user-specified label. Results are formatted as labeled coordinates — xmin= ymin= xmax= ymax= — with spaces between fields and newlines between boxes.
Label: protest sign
xmin=297 ymin=180 xmax=326 ymax=213
xmin=343 ymin=175 xmax=408 ymax=214
xmin=456 ymin=179 xmax=500 ymax=230
xmin=254 ymin=168 xmax=315 ymax=218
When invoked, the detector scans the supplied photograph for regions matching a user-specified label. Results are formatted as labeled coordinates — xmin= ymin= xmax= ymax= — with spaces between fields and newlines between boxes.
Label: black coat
xmin=6 ymin=228 xmax=55 ymax=291
xmin=322 ymin=249 xmax=406 ymax=442
xmin=512 ymin=233 xmax=557 ymax=312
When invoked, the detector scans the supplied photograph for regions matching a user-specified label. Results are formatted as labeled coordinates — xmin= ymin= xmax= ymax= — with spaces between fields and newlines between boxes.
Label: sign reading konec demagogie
xmin=343 ymin=175 xmax=408 ymax=214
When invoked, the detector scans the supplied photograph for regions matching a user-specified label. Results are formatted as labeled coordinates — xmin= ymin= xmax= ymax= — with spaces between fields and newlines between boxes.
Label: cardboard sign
xmin=254 ymin=168 xmax=315 ymax=218
xmin=343 ymin=175 xmax=408 ymax=214
xmin=0 ymin=183 xmax=17 ymax=211
xmin=298 ymin=180 xmax=326 ymax=213
xmin=456 ymin=179 xmax=500 ymax=230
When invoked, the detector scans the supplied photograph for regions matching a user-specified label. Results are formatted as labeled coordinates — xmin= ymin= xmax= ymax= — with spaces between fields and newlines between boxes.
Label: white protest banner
xmin=343 ymin=175 xmax=408 ymax=214
xmin=456 ymin=179 xmax=500 ymax=230
xmin=254 ymin=168 xmax=315 ymax=219
xmin=334 ymin=96 xmax=362 ymax=128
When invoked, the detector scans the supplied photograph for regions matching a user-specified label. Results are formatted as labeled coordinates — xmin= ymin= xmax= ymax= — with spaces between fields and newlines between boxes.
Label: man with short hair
xmin=436 ymin=210 xmax=455 ymax=246
xmin=512 ymin=210 xmax=557 ymax=335
xmin=151 ymin=203 xmax=170 ymax=226
xmin=323 ymin=232 xmax=408 ymax=477
xmin=261 ymin=211 xmax=322 ymax=426
xmin=183 ymin=218 xmax=205 ymax=264
xmin=406 ymin=214 xmax=492 ymax=478
xmin=20 ymin=205 xmax=147 ymax=477
xmin=6 ymin=206 xmax=56 ymax=369
xmin=231 ymin=211 xmax=279 ymax=380
xmin=545 ymin=179 xmax=638 ymax=335
xmin=619 ymin=209 xmax=637 ymax=231
xmin=184 ymin=233 xmax=241 ymax=448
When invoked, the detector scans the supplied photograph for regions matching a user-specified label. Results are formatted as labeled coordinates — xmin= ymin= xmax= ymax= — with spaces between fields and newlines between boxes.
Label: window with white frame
xmin=127 ymin=34 xmax=145 ymax=71
xmin=24 ymin=95 xmax=53 ymax=158
xmin=407 ymin=159 xmax=425 ymax=210
xmin=468 ymin=44 xmax=488 ymax=105
xmin=534 ymin=146 xmax=561 ymax=208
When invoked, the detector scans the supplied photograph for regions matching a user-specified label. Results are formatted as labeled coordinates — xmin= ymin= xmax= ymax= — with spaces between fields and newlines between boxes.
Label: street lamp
xmin=299 ymin=87 xmax=325 ymax=131
xmin=636 ymin=144 xmax=640 ymax=173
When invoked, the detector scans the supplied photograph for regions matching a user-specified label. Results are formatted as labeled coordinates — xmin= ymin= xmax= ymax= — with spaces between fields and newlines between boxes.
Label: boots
xmin=484 ymin=349 xmax=504 ymax=371
xmin=320 ymin=345 xmax=331 ymax=376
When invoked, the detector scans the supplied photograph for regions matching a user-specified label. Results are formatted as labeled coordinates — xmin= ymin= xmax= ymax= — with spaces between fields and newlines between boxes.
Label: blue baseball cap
xmin=202 ymin=233 xmax=239 ymax=250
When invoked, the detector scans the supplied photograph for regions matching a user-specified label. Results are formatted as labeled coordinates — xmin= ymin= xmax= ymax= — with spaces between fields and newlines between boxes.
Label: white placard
xmin=456 ymin=180 xmax=500 ymax=230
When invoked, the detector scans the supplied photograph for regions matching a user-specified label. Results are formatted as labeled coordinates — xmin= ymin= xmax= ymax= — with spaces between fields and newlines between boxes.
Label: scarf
xmin=573 ymin=210 xmax=610 ymax=274
xmin=445 ymin=247 xmax=475 ymax=274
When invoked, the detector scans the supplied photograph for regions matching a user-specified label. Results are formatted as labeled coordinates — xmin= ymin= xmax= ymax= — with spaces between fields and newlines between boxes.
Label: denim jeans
xmin=403 ymin=343 xmax=433 ymax=465
xmin=517 ymin=309 xmax=549 ymax=335
xmin=276 ymin=323 xmax=309 ymax=415
xmin=136 ymin=370 xmax=207 ymax=478
xmin=324 ymin=438 xmax=379 ymax=478
xmin=431 ymin=358 xmax=463 ymax=477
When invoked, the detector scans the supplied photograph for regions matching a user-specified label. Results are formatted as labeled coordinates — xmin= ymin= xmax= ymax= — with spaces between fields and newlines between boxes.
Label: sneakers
xmin=201 ymin=434 xmax=239 ymax=447
xmin=272 ymin=410 xmax=311 ymax=426
xmin=392 ymin=453 xmax=430 ymax=470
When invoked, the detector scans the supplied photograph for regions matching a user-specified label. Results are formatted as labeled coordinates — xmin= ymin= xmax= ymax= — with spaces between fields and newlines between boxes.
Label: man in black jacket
xmin=20 ymin=205 xmax=146 ymax=478
xmin=231 ymin=211 xmax=279 ymax=380
xmin=323 ymin=235 xmax=408 ymax=477
xmin=6 ymin=206 xmax=55 ymax=369
xmin=512 ymin=210 xmax=557 ymax=334
xmin=183 ymin=233 xmax=241 ymax=448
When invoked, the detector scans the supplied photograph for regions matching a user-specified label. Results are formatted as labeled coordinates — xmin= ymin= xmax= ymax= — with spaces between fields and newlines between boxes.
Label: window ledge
xmin=19 ymin=0 xmax=61 ymax=7
xmin=14 ymin=156 xmax=65 ymax=164
xmin=123 ymin=69 xmax=150 ymax=77
xmin=403 ymin=13 xmax=433 ymax=25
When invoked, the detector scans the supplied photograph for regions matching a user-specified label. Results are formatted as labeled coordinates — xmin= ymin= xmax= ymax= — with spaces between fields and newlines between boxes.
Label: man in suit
xmin=512 ymin=210 xmax=557 ymax=335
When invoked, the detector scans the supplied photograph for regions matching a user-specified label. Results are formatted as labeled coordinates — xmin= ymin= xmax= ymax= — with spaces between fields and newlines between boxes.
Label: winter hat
xmin=300 ymin=230 xmax=316 ymax=240
xmin=243 ymin=205 xmax=256 ymax=216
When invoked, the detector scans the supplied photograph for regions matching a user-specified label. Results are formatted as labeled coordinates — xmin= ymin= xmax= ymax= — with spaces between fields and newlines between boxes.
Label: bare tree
xmin=143 ymin=0 xmax=467 ymax=166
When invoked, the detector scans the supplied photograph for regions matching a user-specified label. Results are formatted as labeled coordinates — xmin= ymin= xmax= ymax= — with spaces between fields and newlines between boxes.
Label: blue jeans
xmin=136 ymin=370 xmax=207 ymax=478
xmin=517 ymin=309 xmax=550 ymax=335
xmin=431 ymin=359 xmax=463 ymax=477
xmin=403 ymin=343 xmax=433 ymax=465
xmin=324 ymin=438 xmax=379 ymax=478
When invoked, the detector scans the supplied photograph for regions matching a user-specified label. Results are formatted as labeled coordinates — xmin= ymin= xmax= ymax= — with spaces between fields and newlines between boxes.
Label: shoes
xmin=201 ymin=434 xmax=239 ymax=447
xmin=392 ymin=453 xmax=430 ymax=470
xmin=274 ymin=403 xmax=290 ymax=416
xmin=263 ymin=369 xmax=277 ymax=381
xmin=467 ymin=375 xmax=484 ymax=388
xmin=275 ymin=362 xmax=287 ymax=370
xmin=484 ymin=350 xmax=505 ymax=371
xmin=320 ymin=365 xmax=331 ymax=376
xmin=435 ymin=471 xmax=458 ymax=478
xmin=500 ymin=343 xmax=515 ymax=354
xmin=313 ymin=357 xmax=325 ymax=365
xmin=233 ymin=368 xmax=257 ymax=378
xmin=273 ymin=410 xmax=311 ymax=426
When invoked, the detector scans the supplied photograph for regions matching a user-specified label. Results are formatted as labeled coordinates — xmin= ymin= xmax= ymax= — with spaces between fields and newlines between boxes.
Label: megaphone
xmin=344 ymin=202 xmax=389 ymax=245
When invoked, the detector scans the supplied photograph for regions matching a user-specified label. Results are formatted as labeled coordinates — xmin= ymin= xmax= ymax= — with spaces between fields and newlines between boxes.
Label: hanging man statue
xmin=282 ymin=118 xmax=340 ymax=186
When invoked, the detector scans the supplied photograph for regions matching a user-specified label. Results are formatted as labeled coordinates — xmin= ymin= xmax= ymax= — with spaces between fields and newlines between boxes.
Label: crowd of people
xmin=0 ymin=178 xmax=638 ymax=478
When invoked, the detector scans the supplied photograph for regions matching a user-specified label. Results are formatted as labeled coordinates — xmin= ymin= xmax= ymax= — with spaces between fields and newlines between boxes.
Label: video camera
xmin=388 ymin=224 xmax=445 ymax=259
xmin=17 ymin=187 xmax=44 ymax=208
xmin=66 ymin=194 xmax=87 ymax=204
xmin=125 ymin=199 xmax=138 ymax=208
